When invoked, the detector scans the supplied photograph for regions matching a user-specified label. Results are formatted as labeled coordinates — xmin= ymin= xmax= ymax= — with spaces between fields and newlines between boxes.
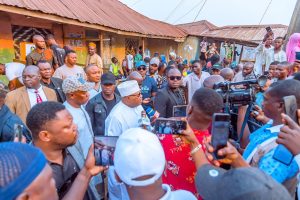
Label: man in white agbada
xmin=254 ymin=35 xmax=274 ymax=75
xmin=105 ymin=80 xmax=147 ymax=136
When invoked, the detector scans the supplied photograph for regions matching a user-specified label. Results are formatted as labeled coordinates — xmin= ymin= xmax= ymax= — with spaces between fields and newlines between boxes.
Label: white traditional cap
xmin=150 ymin=57 xmax=160 ymax=66
xmin=114 ymin=128 xmax=165 ymax=187
xmin=117 ymin=80 xmax=140 ymax=97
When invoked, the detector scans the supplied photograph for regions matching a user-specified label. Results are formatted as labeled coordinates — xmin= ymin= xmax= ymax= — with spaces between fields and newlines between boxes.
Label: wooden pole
xmin=142 ymin=37 xmax=145 ymax=59
xmin=99 ymin=32 xmax=103 ymax=57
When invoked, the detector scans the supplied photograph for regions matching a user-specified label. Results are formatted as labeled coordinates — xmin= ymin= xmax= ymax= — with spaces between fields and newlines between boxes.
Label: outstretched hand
xmin=277 ymin=112 xmax=300 ymax=156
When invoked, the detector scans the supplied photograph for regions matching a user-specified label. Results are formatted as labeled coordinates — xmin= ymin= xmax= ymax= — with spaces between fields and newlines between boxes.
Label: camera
xmin=213 ymin=76 xmax=268 ymax=107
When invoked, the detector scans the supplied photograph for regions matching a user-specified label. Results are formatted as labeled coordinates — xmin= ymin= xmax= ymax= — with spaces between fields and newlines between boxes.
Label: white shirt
xmin=274 ymin=50 xmax=287 ymax=62
xmin=160 ymin=184 xmax=196 ymax=200
xmin=5 ymin=62 xmax=25 ymax=84
xmin=183 ymin=72 xmax=210 ymax=102
xmin=53 ymin=64 xmax=86 ymax=80
xmin=27 ymin=85 xmax=47 ymax=108
xmin=105 ymin=101 xmax=144 ymax=136
xmin=254 ymin=43 xmax=274 ymax=75
xmin=89 ymin=87 xmax=102 ymax=100
xmin=64 ymin=101 xmax=94 ymax=157
xmin=126 ymin=54 xmax=134 ymax=70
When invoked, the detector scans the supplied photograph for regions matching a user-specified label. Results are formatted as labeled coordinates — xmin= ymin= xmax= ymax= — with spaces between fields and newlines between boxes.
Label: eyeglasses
xmin=137 ymin=66 xmax=146 ymax=71
xmin=192 ymin=65 xmax=199 ymax=68
xmin=168 ymin=76 xmax=182 ymax=81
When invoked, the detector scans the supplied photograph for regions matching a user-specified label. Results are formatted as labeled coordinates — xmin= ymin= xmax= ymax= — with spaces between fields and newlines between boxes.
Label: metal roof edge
xmin=0 ymin=4 xmax=186 ymax=41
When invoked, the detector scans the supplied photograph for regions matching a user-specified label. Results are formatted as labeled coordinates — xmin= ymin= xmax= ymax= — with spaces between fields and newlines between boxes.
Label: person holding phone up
xmin=242 ymin=79 xmax=300 ymax=197
xmin=180 ymin=120 xmax=292 ymax=200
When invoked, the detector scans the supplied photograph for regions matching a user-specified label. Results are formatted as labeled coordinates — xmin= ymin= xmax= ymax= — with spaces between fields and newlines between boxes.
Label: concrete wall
xmin=178 ymin=36 xmax=200 ymax=62
xmin=146 ymin=38 xmax=178 ymax=59
xmin=0 ymin=12 xmax=15 ymax=63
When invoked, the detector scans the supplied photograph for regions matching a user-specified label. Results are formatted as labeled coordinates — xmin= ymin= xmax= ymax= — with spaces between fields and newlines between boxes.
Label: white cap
xmin=150 ymin=57 xmax=160 ymax=66
xmin=114 ymin=128 xmax=165 ymax=186
xmin=117 ymin=80 xmax=140 ymax=97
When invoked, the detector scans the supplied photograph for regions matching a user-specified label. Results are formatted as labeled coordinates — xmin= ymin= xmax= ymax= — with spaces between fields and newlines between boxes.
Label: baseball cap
xmin=114 ymin=128 xmax=166 ymax=187
xmin=212 ymin=63 xmax=222 ymax=70
xmin=196 ymin=164 xmax=292 ymax=200
xmin=0 ymin=142 xmax=47 ymax=199
xmin=136 ymin=61 xmax=147 ymax=68
xmin=62 ymin=76 xmax=94 ymax=94
xmin=101 ymin=72 xmax=116 ymax=85
xmin=150 ymin=57 xmax=160 ymax=66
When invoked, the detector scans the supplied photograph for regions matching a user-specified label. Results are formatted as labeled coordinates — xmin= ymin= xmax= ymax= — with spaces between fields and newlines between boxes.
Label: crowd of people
xmin=1 ymin=30 xmax=300 ymax=200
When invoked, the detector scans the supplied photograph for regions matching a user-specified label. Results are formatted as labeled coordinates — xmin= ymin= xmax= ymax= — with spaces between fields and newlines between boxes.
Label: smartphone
xmin=283 ymin=95 xmax=298 ymax=123
xmin=272 ymin=95 xmax=297 ymax=165
xmin=173 ymin=105 xmax=187 ymax=117
xmin=273 ymin=145 xmax=293 ymax=166
xmin=94 ymin=136 xmax=118 ymax=166
xmin=14 ymin=124 xmax=23 ymax=142
xmin=211 ymin=113 xmax=230 ymax=159
xmin=154 ymin=118 xmax=187 ymax=134
xmin=266 ymin=26 xmax=272 ymax=32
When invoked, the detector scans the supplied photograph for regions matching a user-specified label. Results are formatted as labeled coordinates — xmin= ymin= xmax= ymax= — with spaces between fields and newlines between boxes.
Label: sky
xmin=120 ymin=0 xmax=297 ymax=26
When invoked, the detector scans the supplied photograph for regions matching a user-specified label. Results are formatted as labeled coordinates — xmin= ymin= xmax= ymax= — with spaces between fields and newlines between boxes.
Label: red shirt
xmin=159 ymin=129 xmax=210 ymax=199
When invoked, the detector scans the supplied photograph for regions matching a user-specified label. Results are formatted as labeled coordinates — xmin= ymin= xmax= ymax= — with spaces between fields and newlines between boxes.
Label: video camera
xmin=213 ymin=76 xmax=268 ymax=107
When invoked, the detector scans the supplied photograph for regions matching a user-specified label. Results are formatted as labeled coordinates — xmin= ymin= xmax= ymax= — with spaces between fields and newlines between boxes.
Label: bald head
xmin=32 ymin=35 xmax=45 ymax=49
xmin=128 ymin=71 xmax=143 ymax=85
xmin=220 ymin=68 xmax=234 ymax=81
xmin=22 ymin=65 xmax=41 ymax=89
xmin=203 ymin=75 xmax=224 ymax=89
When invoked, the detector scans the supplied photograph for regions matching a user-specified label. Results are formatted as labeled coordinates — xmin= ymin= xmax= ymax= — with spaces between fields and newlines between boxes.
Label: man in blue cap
xmin=0 ymin=142 xmax=58 ymax=200
xmin=136 ymin=61 xmax=157 ymax=112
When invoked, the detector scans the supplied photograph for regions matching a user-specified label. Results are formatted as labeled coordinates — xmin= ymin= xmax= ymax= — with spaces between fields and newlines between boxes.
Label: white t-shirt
xmin=5 ymin=62 xmax=25 ymax=84
xmin=105 ymin=101 xmax=145 ymax=136
xmin=27 ymin=85 xmax=48 ymax=108
xmin=53 ymin=64 xmax=86 ymax=80
xmin=64 ymin=101 xmax=93 ymax=157
xmin=274 ymin=50 xmax=287 ymax=62
xmin=89 ymin=87 xmax=102 ymax=100
xmin=183 ymin=72 xmax=210 ymax=102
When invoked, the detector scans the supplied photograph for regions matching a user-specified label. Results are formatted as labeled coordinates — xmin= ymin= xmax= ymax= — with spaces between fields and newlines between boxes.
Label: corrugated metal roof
xmin=0 ymin=0 xmax=187 ymax=39
xmin=201 ymin=24 xmax=288 ymax=44
xmin=176 ymin=20 xmax=217 ymax=36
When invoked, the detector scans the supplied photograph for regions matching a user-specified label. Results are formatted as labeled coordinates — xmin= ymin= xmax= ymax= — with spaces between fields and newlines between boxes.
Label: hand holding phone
xmin=211 ymin=113 xmax=230 ymax=159
xmin=14 ymin=124 xmax=23 ymax=142
xmin=94 ymin=136 xmax=118 ymax=166
xmin=272 ymin=96 xmax=298 ymax=165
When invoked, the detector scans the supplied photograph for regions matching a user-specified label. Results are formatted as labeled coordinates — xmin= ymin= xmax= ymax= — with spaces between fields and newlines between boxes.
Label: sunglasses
xmin=137 ymin=66 xmax=146 ymax=71
xmin=192 ymin=65 xmax=199 ymax=68
xmin=168 ymin=76 xmax=182 ymax=81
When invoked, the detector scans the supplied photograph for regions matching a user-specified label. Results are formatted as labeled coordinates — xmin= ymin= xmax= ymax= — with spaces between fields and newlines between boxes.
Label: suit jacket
xmin=41 ymin=77 xmax=66 ymax=103
xmin=154 ymin=87 xmax=186 ymax=118
xmin=5 ymin=86 xmax=57 ymax=123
